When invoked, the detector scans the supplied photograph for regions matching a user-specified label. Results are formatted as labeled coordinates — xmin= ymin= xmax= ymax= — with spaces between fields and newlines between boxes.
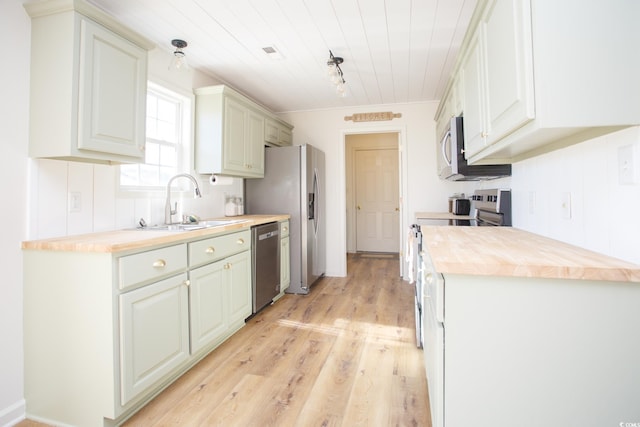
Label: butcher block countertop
xmin=21 ymin=214 xmax=289 ymax=253
xmin=421 ymin=226 xmax=640 ymax=283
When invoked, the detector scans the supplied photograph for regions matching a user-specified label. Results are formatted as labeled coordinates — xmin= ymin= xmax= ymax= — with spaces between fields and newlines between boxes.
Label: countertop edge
xmin=420 ymin=226 xmax=640 ymax=283
xmin=21 ymin=215 xmax=290 ymax=253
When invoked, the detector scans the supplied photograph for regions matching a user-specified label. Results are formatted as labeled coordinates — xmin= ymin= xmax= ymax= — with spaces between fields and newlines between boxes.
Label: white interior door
xmin=355 ymin=148 xmax=399 ymax=252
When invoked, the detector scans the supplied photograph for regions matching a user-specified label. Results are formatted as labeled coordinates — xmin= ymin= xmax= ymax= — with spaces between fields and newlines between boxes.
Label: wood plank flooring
xmin=18 ymin=253 xmax=431 ymax=427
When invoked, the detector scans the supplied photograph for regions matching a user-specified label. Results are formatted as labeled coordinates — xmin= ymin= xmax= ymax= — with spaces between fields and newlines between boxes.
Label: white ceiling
xmin=87 ymin=0 xmax=477 ymax=113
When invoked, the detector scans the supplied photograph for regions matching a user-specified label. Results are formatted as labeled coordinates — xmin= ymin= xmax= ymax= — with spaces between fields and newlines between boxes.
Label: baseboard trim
xmin=0 ymin=399 xmax=26 ymax=427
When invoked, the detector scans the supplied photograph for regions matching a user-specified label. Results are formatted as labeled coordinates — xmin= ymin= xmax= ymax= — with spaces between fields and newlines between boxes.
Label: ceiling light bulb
xmin=168 ymin=39 xmax=189 ymax=72
xmin=336 ymin=82 xmax=347 ymax=97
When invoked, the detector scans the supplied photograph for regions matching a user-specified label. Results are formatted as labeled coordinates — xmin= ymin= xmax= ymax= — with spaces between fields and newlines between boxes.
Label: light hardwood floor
xmin=18 ymin=253 xmax=431 ymax=427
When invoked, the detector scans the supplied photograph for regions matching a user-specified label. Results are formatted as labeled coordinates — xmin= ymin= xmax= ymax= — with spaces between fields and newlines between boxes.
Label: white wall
xmin=279 ymin=103 xmax=466 ymax=277
xmin=510 ymin=126 xmax=640 ymax=265
xmin=0 ymin=2 xmax=30 ymax=425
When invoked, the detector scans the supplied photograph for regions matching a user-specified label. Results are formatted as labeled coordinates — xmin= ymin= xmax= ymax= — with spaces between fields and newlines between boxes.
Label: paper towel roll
xmin=209 ymin=174 xmax=233 ymax=185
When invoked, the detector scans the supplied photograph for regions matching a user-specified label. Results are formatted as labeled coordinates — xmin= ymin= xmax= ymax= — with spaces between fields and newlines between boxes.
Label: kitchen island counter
xmin=420 ymin=226 xmax=640 ymax=282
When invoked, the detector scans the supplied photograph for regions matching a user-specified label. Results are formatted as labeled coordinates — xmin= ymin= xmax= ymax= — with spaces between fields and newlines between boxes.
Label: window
xmin=119 ymin=82 xmax=191 ymax=191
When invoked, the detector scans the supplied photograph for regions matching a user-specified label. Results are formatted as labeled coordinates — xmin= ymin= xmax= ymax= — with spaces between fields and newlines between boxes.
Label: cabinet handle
xmin=237 ymin=238 xmax=245 ymax=245
xmin=152 ymin=259 xmax=166 ymax=268
xmin=183 ymin=280 xmax=191 ymax=287
xmin=224 ymin=263 xmax=231 ymax=270
xmin=425 ymin=273 xmax=434 ymax=284
xmin=205 ymin=246 xmax=215 ymax=254
xmin=481 ymin=132 xmax=488 ymax=138
xmin=283 ymin=226 xmax=288 ymax=232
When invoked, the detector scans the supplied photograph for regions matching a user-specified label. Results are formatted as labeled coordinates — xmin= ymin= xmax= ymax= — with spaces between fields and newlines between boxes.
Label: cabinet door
xmin=77 ymin=18 xmax=146 ymax=159
xmin=280 ymin=236 xmax=290 ymax=292
xmin=119 ymin=273 xmax=189 ymax=405
xmin=226 ymin=251 xmax=252 ymax=327
xmin=264 ymin=119 xmax=279 ymax=144
xmin=278 ymin=126 xmax=293 ymax=146
xmin=460 ymin=29 xmax=487 ymax=158
xmin=246 ymin=109 xmax=265 ymax=177
xmin=483 ymin=0 xmax=534 ymax=145
xmin=189 ymin=260 xmax=227 ymax=354
xmin=222 ymin=97 xmax=248 ymax=174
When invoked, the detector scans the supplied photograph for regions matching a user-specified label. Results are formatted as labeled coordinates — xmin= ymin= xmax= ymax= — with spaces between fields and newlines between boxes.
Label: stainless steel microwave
xmin=437 ymin=116 xmax=511 ymax=181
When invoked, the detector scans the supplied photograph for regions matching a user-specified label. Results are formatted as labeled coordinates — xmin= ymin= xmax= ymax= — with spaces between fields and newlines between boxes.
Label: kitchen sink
xmin=138 ymin=218 xmax=250 ymax=232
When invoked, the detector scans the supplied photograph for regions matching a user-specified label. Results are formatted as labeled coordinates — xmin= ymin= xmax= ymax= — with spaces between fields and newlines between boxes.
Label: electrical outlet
xmin=69 ymin=192 xmax=82 ymax=213
xmin=561 ymin=192 xmax=571 ymax=219
xmin=618 ymin=144 xmax=637 ymax=185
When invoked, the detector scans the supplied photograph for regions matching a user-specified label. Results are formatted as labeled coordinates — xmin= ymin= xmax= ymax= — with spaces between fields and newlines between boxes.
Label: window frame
xmin=117 ymin=80 xmax=194 ymax=197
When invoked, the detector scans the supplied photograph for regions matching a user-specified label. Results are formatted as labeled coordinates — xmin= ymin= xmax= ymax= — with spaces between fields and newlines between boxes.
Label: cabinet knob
xmin=205 ymin=246 xmax=215 ymax=254
xmin=152 ymin=259 xmax=166 ymax=268
xmin=481 ymin=132 xmax=488 ymax=138
xmin=283 ymin=226 xmax=288 ymax=232
xmin=237 ymin=238 xmax=245 ymax=245
xmin=183 ymin=280 xmax=191 ymax=287
xmin=224 ymin=263 xmax=231 ymax=270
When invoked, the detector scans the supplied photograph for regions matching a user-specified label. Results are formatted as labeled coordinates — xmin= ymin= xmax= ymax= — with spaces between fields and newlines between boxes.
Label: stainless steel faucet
xmin=165 ymin=173 xmax=202 ymax=224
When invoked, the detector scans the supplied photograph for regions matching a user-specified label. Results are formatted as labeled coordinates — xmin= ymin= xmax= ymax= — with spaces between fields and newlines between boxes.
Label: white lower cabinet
xmin=189 ymin=262 xmax=227 ymax=354
xmin=119 ymin=273 xmax=190 ymax=405
xmin=189 ymin=250 xmax=252 ymax=355
xmin=23 ymin=228 xmax=252 ymax=427
xmin=279 ymin=220 xmax=291 ymax=293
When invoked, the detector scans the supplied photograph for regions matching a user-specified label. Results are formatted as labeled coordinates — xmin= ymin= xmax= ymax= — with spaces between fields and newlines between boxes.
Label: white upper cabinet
xmin=436 ymin=0 xmax=640 ymax=164
xmin=195 ymin=85 xmax=268 ymax=178
xmin=195 ymin=85 xmax=293 ymax=177
xmin=463 ymin=0 xmax=535 ymax=158
xmin=25 ymin=0 xmax=153 ymax=164
xmin=264 ymin=117 xmax=294 ymax=147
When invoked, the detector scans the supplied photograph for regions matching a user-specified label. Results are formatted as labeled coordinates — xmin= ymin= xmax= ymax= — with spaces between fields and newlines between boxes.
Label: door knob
xmin=357 ymin=205 xmax=361 ymax=210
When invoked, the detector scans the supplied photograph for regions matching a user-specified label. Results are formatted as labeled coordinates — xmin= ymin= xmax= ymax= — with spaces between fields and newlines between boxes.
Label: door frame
xmin=342 ymin=125 xmax=408 ymax=277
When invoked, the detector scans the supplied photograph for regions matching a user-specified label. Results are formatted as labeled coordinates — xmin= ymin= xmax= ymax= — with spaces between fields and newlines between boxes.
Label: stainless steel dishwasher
xmin=251 ymin=222 xmax=280 ymax=314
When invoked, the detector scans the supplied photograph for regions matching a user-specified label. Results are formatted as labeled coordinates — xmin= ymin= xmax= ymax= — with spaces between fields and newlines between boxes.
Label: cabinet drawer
xmin=118 ymin=244 xmax=187 ymax=290
xmin=189 ymin=230 xmax=251 ymax=267
xmin=279 ymin=220 xmax=290 ymax=238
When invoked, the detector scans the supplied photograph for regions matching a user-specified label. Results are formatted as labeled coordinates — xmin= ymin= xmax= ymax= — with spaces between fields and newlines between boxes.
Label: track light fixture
xmin=168 ymin=39 xmax=189 ymax=72
xmin=327 ymin=50 xmax=347 ymax=97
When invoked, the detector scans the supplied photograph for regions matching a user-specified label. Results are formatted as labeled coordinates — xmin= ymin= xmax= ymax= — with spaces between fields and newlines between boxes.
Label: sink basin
xmin=138 ymin=218 xmax=249 ymax=232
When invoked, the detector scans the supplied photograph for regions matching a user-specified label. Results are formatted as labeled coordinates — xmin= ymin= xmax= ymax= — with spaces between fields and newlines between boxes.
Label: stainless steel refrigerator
xmin=245 ymin=144 xmax=326 ymax=294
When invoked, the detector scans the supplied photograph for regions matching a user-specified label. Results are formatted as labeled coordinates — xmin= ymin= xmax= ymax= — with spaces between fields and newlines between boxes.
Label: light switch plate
xmin=69 ymin=192 xmax=82 ymax=213
xmin=618 ymin=144 xmax=637 ymax=185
